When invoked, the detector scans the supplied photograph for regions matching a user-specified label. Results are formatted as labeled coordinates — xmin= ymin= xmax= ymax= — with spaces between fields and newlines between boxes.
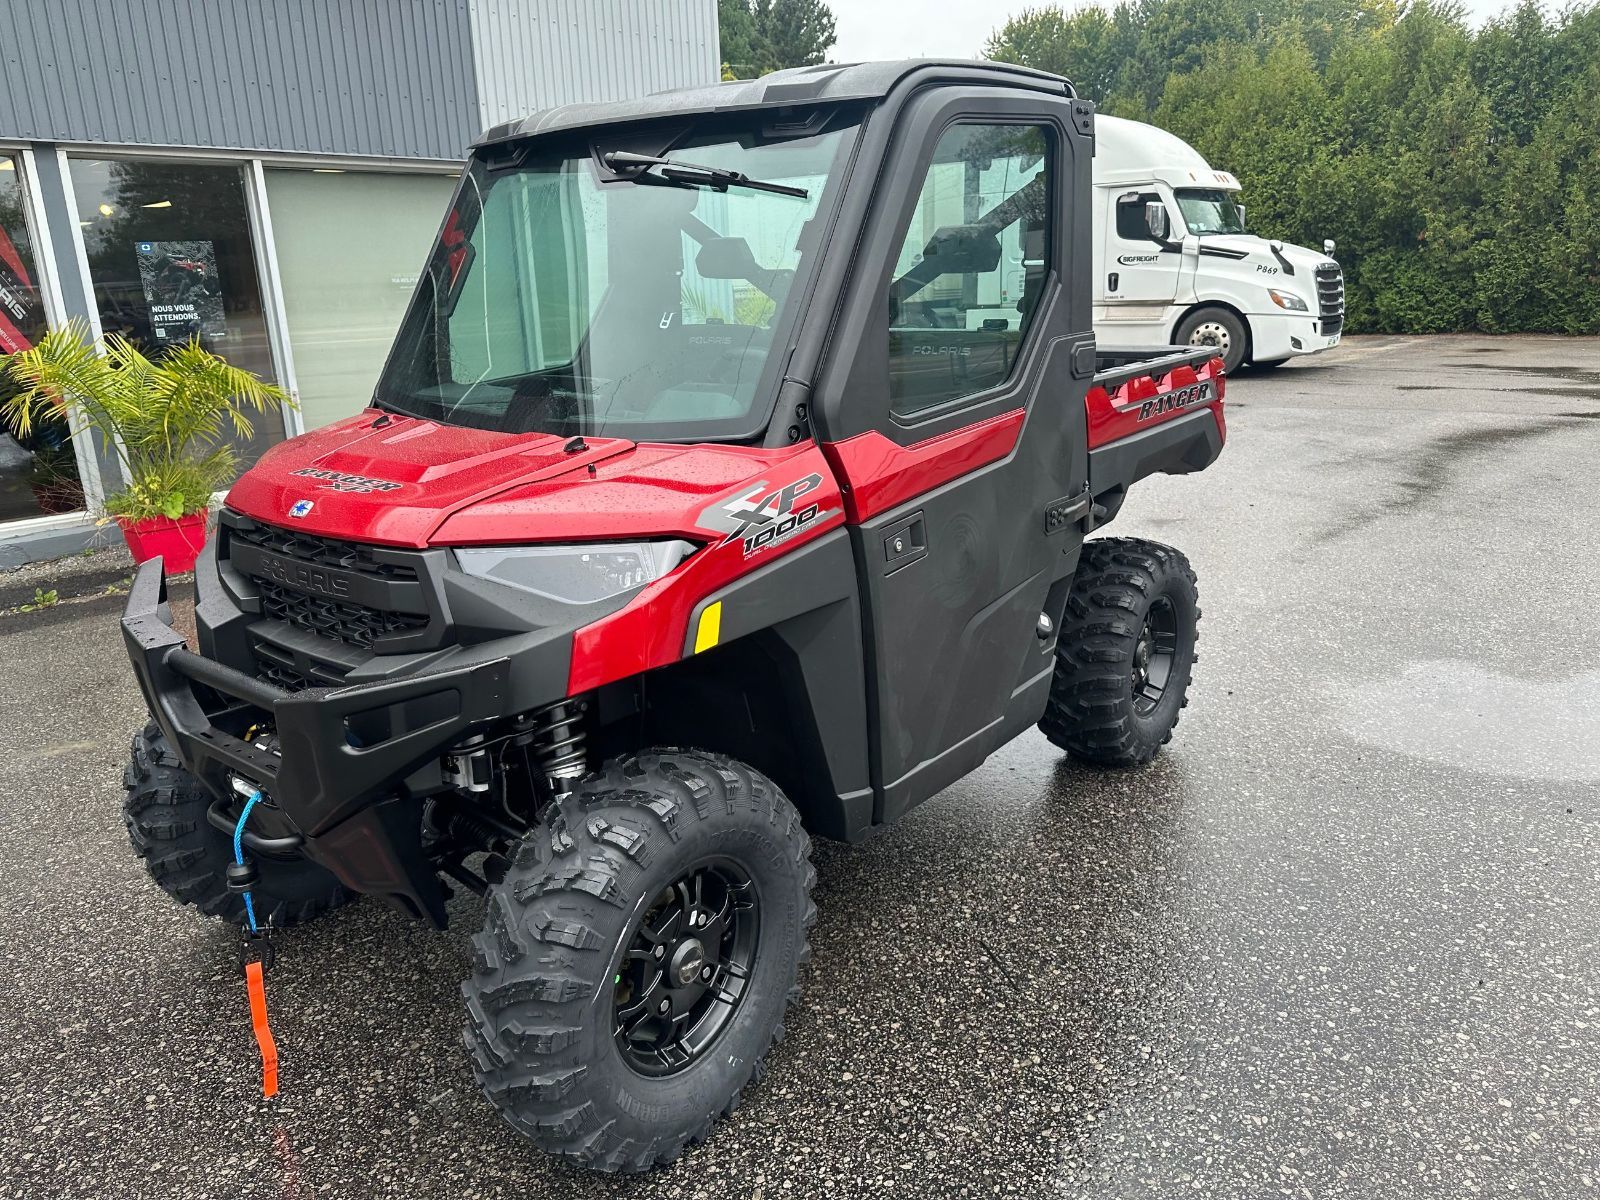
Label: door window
xmin=1115 ymin=191 xmax=1164 ymax=242
xmin=887 ymin=123 xmax=1051 ymax=418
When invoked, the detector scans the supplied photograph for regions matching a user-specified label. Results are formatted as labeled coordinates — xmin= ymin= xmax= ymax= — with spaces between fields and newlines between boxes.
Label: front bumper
xmin=122 ymin=558 xmax=511 ymax=924
xmin=1247 ymin=310 xmax=1341 ymax=363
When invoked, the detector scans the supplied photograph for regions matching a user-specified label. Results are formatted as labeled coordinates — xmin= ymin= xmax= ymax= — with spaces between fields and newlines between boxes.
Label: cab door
xmin=813 ymin=87 xmax=1094 ymax=824
xmin=1103 ymin=185 xmax=1182 ymax=305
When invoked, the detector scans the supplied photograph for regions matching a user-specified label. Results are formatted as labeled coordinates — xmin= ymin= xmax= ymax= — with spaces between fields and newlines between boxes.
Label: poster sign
xmin=0 ymin=226 xmax=42 ymax=354
xmin=136 ymin=239 xmax=225 ymax=342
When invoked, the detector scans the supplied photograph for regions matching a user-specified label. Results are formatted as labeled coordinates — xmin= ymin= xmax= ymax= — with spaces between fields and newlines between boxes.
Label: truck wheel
xmin=463 ymin=750 xmax=816 ymax=1173
xmin=1176 ymin=306 xmax=1247 ymax=375
xmin=1039 ymin=538 xmax=1199 ymax=768
xmin=122 ymin=722 xmax=350 ymax=927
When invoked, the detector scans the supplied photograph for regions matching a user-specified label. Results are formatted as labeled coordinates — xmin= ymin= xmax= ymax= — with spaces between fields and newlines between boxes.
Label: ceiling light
xmin=142 ymin=200 xmax=172 ymax=208
xmin=0 ymin=161 xmax=13 ymax=171
xmin=311 ymin=168 xmax=345 ymax=173
xmin=98 ymin=203 xmax=114 ymax=216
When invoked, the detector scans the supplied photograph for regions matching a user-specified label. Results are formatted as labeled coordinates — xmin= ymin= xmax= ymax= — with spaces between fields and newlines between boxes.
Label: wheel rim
xmin=612 ymin=860 xmax=759 ymax=1077
xmin=1132 ymin=597 xmax=1179 ymax=717
xmin=1188 ymin=321 xmax=1232 ymax=355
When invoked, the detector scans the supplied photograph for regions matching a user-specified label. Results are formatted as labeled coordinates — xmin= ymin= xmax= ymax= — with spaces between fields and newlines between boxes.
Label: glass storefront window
xmin=0 ymin=154 xmax=85 ymax=522
xmin=263 ymin=168 xmax=455 ymax=430
xmin=68 ymin=157 xmax=285 ymax=469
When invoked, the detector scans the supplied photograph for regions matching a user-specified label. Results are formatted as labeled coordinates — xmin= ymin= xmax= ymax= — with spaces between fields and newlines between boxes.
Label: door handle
xmin=883 ymin=511 xmax=926 ymax=574
xmin=1108 ymin=272 xmax=1119 ymax=291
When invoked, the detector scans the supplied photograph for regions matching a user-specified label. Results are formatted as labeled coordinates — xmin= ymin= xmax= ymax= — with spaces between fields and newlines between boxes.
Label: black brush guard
xmin=121 ymin=558 xmax=511 ymax=924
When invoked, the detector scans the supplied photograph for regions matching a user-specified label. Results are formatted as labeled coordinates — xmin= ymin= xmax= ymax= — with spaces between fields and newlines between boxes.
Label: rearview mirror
xmin=1144 ymin=201 xmax=1170 ymax=243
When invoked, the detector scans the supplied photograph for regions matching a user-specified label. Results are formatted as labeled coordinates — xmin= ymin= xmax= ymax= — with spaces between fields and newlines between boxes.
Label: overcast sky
xmin=830 ymin=0 xmax=1513 ymax=63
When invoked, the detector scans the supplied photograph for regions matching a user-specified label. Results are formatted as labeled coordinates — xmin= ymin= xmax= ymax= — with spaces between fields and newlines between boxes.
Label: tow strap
xmin=230 ymin=793 xmax=280 ymax=1098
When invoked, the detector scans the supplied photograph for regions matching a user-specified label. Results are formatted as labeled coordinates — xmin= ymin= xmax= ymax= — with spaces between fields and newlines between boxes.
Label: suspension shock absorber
xmin=527 ymin=697 xmax=589 ymax=793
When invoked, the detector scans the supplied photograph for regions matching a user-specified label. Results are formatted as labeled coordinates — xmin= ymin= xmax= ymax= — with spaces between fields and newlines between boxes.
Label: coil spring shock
xmin=528 ymin=698 xmax=588 ymax=792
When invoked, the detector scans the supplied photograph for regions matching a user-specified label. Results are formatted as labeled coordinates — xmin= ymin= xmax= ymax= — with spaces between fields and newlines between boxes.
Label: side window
xmin=1115 ymin=191 xmax=1162 ymax=242
xmin=887 ymin=123 xmax=1052 ymax=418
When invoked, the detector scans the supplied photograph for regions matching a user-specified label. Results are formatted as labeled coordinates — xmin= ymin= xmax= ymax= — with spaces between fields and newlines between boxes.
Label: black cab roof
xmin=473 ymin=59 xmax=1073 ymax=148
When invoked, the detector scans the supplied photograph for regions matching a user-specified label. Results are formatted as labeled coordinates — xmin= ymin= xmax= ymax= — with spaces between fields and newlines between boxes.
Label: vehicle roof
xmin=1093 ymin=114 xmax=1240 ymax=191
xmin=474 ymin=59 xmax=1072 ymax=147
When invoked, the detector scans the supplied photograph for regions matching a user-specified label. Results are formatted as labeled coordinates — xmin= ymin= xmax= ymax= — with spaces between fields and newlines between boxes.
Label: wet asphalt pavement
xmin=1 ymin=334 xmax=1598 ymax=1199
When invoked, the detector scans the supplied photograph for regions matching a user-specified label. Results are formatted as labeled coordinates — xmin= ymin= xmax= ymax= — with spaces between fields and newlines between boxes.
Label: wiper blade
xmin=602 ymin=150 xmax=808 ymax=199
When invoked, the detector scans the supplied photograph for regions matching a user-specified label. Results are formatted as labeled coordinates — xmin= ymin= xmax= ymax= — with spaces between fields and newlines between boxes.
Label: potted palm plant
xmin=2 ymin=319 xmax=290 ymax=574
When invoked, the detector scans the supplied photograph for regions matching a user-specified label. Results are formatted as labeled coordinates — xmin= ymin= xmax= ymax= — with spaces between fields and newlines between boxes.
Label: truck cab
xmin=1091 ymin=114 xmax=1343 ymax=373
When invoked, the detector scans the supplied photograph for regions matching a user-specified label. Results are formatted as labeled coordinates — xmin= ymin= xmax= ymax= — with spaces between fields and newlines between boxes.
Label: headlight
xmin=1268 ymin=288 xmax=1309 ymax=312
xmin=454 ymin=540 xmax=697 ymax=604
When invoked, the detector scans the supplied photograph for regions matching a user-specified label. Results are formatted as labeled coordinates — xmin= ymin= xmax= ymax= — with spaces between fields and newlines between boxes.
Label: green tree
xmin=720 ymin=0 xmax=836 ymax=77
xmin=981 ymin=0 xmax=1600 ymax=335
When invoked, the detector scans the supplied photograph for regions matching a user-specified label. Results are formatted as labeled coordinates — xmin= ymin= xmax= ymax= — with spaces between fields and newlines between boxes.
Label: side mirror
xmin=1144 ymin=201 xmax=1170 ymax=244
xmin=1323 ymin=238 xmax=1337 ymax=258
xmin=1237 ymin=204 xmax=1247 ymax=232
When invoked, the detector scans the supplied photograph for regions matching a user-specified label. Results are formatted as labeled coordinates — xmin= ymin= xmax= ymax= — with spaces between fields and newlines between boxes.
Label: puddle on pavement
xmin=1334 ymin=660 xmax=1600 ymax=782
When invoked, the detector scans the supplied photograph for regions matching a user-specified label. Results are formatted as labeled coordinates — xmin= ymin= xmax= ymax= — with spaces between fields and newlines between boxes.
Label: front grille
xmin=221 ymin=513 xmax=432 ymax=690
xmin=227 ymin=518 xmax=418 ymax=582
xmin=256 ymin=578 xmax=429 ymax=648
xmin=1316 ymin=263 xmax=1344 ymax=337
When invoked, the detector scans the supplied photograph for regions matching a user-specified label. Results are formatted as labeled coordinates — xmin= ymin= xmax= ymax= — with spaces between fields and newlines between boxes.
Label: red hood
xmin=227 ymin=409 xmax=821 ymax=547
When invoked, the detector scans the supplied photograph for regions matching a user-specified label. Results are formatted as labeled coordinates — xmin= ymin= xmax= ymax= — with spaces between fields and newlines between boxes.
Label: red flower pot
xmin=116 ymin=511 xmax=208 ymax=575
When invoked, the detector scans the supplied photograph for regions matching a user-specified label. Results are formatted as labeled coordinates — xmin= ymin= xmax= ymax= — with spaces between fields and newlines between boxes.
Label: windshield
xmin=376 ymin=115 xmax=860 ymax=441
xmin=1175 ymin=188 xmax=1245 ymax=236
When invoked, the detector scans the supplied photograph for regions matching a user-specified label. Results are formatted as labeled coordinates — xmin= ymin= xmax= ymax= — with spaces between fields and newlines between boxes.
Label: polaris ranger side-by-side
xmin=120 ymin=61 xmax=1225 ymax=1172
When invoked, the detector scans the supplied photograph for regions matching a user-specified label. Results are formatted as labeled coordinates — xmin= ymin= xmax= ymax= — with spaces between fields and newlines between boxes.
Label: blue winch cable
xmin=233 ymin=791 xmax=263 ymax=934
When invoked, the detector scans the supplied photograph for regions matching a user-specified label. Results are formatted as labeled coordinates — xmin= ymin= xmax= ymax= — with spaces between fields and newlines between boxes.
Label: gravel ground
xmin=0 ymin=334 xmax=1596 ymax=1199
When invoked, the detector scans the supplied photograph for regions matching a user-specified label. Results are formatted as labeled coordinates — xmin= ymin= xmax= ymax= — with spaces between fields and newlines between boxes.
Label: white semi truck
xmin=1091 ymin=115 xmax=1342 ymax=372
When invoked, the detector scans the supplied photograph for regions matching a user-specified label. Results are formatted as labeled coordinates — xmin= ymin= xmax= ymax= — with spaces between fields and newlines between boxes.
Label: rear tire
xmin=1039 ymin=539 xmax=1200 ymax=767
xmin=1176 ymin=305 xmax=1248 ymax=375
xmin=462 ymin=749 xmax=816 ymax=1173
xmin=122 ymin=722 xmax=350 ymax=927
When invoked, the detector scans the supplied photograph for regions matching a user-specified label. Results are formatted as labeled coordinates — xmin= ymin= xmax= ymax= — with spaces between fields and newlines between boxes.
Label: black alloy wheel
xmin=613 ymin=861 xmax=760 ymax=1076
xmin=1131 ymin=596 xmax=1179 ymax=717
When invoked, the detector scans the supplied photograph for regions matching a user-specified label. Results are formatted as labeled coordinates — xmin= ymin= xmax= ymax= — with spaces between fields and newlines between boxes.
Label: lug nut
xmin=653 ymin=944 xmax=665 ymax=959
xmin=701 ymin=965 xmax=714 ymax=981
xmin=657 ymin=999 xmax=671 ymax=1014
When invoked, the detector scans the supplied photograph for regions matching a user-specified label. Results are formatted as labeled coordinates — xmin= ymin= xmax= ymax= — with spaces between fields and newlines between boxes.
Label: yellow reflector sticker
xmin=694 ymin=601 xmax=722 ymax=654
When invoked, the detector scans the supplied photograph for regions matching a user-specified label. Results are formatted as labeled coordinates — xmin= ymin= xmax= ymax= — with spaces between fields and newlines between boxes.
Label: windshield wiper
xmin=602 ymin=150 xmax=809 ymax=199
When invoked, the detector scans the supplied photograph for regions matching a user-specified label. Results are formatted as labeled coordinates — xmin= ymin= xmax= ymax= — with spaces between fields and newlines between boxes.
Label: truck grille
xmin=220 ymin=512 xmax=434 ymax=691
xmin=1316 ymin=263 xmax=1344 ymax=337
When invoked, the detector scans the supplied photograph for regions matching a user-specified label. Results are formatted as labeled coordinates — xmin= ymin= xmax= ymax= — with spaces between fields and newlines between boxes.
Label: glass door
xmin=68 ymin=157 xmax=286 ymax=471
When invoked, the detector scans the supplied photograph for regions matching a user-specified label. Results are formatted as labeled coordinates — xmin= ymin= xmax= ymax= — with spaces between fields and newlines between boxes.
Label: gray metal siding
xmin=0 ymin=0 xmax=480 ymax=159
xmin=467 ymin=0 xmax=718 ymax=132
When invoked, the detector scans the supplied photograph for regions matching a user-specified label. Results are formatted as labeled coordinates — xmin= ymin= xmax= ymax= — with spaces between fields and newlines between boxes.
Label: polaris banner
xmin=136 ymin=239 xmax=225 ymax=342
xmin=0 ymin=225 xmax=41 ymax=355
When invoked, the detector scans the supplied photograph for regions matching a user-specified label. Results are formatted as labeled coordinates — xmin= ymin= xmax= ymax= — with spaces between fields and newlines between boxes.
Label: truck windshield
xmin=375 ymin=116 xmax=859 ymax=441
xmin=1174 ymin=188 xmax=1245 ymax=236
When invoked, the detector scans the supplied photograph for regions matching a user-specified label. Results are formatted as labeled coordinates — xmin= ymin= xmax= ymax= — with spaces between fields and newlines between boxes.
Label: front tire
xmin=122 ymin=722 xmax=350 ymax=927
xmin=1176 ymin=305 xmax=1248 ymax=375
xmin=1039 ymin=539 xmax=1200 ymax=767
xmin=462 ymin=750 xmax=816 ymax=1173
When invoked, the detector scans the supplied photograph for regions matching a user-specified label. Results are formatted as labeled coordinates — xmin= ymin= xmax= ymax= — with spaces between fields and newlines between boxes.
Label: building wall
xmin=0 ymin=0 xmax=481 ymax=159
xmin=0 ymin=0 xmax=720 ymax=160
xmin=467 ymin=0 xmax=720 ymax=130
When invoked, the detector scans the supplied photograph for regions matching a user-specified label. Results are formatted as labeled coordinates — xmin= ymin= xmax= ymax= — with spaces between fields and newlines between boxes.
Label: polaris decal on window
xmin=1137 ymin=380 xmax=1214 ymax=421
xmin=289 ymin=467 xmax=403 ymax=494
xmin=703 ymin=473 xmax=836 ymax=557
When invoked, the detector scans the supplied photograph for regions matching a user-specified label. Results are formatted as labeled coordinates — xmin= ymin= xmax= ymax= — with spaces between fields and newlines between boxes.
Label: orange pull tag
xmin=245 ymin=959 xmax=280 ymax=1098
